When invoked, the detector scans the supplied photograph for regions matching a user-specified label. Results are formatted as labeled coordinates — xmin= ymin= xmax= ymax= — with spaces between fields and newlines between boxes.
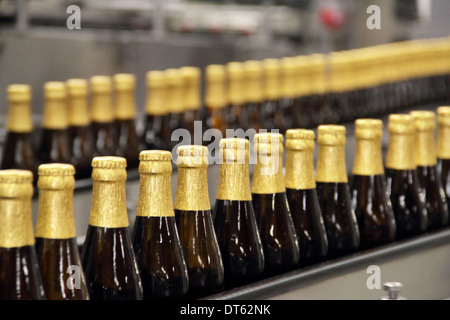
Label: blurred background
xmin=0 ymin=0 xmax=449 ymax=117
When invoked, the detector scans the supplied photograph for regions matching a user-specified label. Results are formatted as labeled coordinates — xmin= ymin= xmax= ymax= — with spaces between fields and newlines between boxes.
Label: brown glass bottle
xmin=262 ymin=59 xmax=285 ymax=132
xmin=166 ymin=68 xmax=186 ymax=149
xmin=81 ymin=157 xmax=143 ymax=300
xmin=66 ymin=79 xmax=94 ymax=179
xmin=350 ymin=119 xmax=396 ymax=249
xmin=0 ymin=170 xmax=45 ymax=300
xmin=132 ymin=151 xmax=188 ymax=299
xmin=410 ymin=111 xmax=449 ymax=229
xmin=34 ymin=164 xmax=89 ymax=300
xmin=436 ymin=106 xmax=450 ymax=214
xmin=174 ymin=145 xmax=224 ymax=299
xmin=252 ymin=133 xmax=300 ymax=277
xmin=385 ymin=114 xmax=428 ymax=239
xmin=205 ymin=64 xmax=229 ymax=138
xmin=226 ymin=62 xmax=248 ymax=131
xmin=143 ymin=70 xmax=171 ymax=150
xmin=113 ymin=74 xmax=139 ymax=168
xmin=181 ymin=66 xmax=202 ymax=140
xmin=90 ymin=76 xmax=117 ymax=157
xmin=39 ymin=82 xmax=71 ymax=165
xmin=213 ymin=138 xmax=264 ymax=289
xmin=243 ymin=61 xmax=264 ymax=132
xmin=285 ymin=129 xmax=328 ymax=265
xmin=0 ymin=85 xmax=39 ymax=180
xmin=315 ymin=125 xmax=360 ymax=258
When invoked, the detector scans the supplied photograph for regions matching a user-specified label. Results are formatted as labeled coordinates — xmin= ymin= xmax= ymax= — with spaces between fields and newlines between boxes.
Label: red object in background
xmin=319 ymin=7 xmax=348 ymax=31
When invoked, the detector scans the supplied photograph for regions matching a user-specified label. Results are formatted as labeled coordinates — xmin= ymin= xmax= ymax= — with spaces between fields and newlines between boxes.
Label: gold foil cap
xmin=316 ymin=125 xmax=348 ymax=183
xmin=66 ymin=79 xmax=88 ymax=97
xmin=205 ymin=64 xmax=227 ymax=108
xmin=317 ymin=125 xmax=346 ymax=145
xmin=227 ymin=62 xmax=245 ymax=104
xmin=410 ymin=110 xmax=436 ymax=131
xmin=92 ymin=156 xmax=127 ymax=170
xmin=352 ymin=119 xmax=384 ymax=176
xmin=285 ymin=129 xmax=315 ymax=151
xmin=354 ymin=119 xmax=383 ymax=139
xmin=216 ymin=138 xmax=252 ymax=201
xmin=285 ymin=129 xmax=316 ymax=190
xmin=387 ymin=114 xmax=415 ymax=134
xmin=139 ymin=150 xmax=172 ymax=174
xmin=176 ymin=145 xmax=209 ymax=167
xmin=437 ymin=106 xmax=450 ymax=159
xmin=37 ymin=164 xmax=75 ymax=190
xmin=437 ymin=106 xmax=450 ymax=126
xmin=8 ymin=84 xmax=31 ymax=102
xmin=6 ymin=85 xmax=33 ymax=132
xmin=165 ymin=68 xmax=184 ymax=113
xmin=91 ymin=156 xmax=127 ymax=182
xmin=254 ymin=133 xmax=284 ymax=155
xmin=181 ymin=66 xmax=201 ymax=110
xmin=0 ymin=169 xmax=35 ymax=248
xmin=42 ymin=82 xmax=68 ymax=129
xmin=113 ymin=73 xmax=136 ymax=91
xmin=145 ymin=70 xmax=167 ymax=115
xmin=90 ymin=75 xmax=112 ymax=93
xmin=38 ymin=163 xmax=75 ymax=177
xmin=263 ymin=59 xmax=281 ymax=100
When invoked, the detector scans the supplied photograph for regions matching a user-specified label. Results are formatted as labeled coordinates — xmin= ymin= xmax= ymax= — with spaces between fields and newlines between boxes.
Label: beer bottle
xmin=90 ymin=76 xmax=117 ymax=157
xmin=39 ymin=82 xmax=71 ymax=164
xmin=132 ymin=150 xmax=189 ymax=299
xmin=285 ymin=129 xmax=328 ymax=265
xmin=205 ymin=64 xmax=229 ymax=137
xmin=410 ymin=111 xmax=449 ymax=229
xmin=113 ymin=73 xmax=140 ymax=168
xmin=279 ymin=57 xmax=299 ymax=130
xmin=315 ymin=125 xmax=360 ymax=257
xmin=180 ymin=66 xmax=202 ymax=140
xmin=226 ymin=62 xmax=248 ymax=131
xmin=143 ymin=70 xmax=171 ymax=150
xmin=350 ymin=119 xmax=396 ymax=248
xmin=0 ymin=85 xmax=39 ymax=180
xmin=243 ymin=60 xmax=264 ymax=131
xmin=0 ymin=170 xmax=45 ymax=300
xmin=35 ymin=163 xmax=89 ymax=300
xmin=385 ymin=114 xmax=427 ymax=239
xmin=262 ymin=59 xmax=285 ymax=132
xmin=166 ymin=68 xmax=186 ymax=149
xmin=436 ymin=106 xmax=450 ymax=214
xmin=174 ymin=145 xmax=224 ymax=298
xmin=252 ymin=133 xmax=300 ymax=276
xmin=66 ymin=78 xmax=94 ymax=179
xmin=213 ymin=138 xmax=265 ymax=288
xmin=81 ymin=157 xmax=143 ymax=300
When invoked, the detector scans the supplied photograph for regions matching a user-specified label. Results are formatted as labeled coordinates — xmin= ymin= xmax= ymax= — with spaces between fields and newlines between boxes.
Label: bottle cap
xmin=219 ymin=138 xmax=249 ymax=163
xmin=354 ymin=119 xmax=383 ymax=139
xmin=146 ymin=70 xmax=166 ymax=88
xmin=44 ymin=81 xmax=66 ymax=99
xmin=165 ymin=68 xmax=184 ymax=113
xmin=176 ymin=145 xmax=209 ymax=167
xmin=92 ymin=156 xmax=127 ymax=169
xmin=6 ymin=85 xmax=33 ymax=132
xmin=205 ymin=64 xmax=227 ymax=108
xmin=7 ymin=84 xmax=31 ymax=102
xmin=317 ymin=125 xmax=346 ymax=145
xmin=285 ymin=129 xmax=315 ymax=151
xmin=0 ymin=169 xmax=33 ymax=185
xmin=254 ymin=133 xmax=284 ymax=155
xmin=145 ymin=70 xmax=167 ymax=115
xmin=180 ymin=66 xmax=201 ymax=110
xmin=90 ymin=76 xmax=112 ymax=93
xmin=410 ymin=110 xmax=436 ymax=131
xmin=113 ymin=73 xmax=136 ymax=91
xmin=388 ymin=114 xmax=415 ymax=134
xmin=138 ymin=150 xmax=172 ymax=174
xmin=43 ymin=81 xmax=68 ymax=129
xmin=66 ymin=79 xmax=88 ymax=97
xmin=437 ymin=106 xmax=450 ymax=126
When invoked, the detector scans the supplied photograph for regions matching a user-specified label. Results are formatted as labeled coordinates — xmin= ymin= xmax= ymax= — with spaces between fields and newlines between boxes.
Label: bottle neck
xmin=68 ymin=96 xmax=90 ymax=127
xmin=252 ymin=153 xmax=285 ymax=194
xmin=89 ymin=177 xmax=129 ymax=228
xmin=43 ymin=99 xmax=68 ymax=130
xmin=245 ymin=78 xmax=263 ymax=103
xmin=35 ymin=179 xmax=76 ymax=239
xmin=0 ymin=184 xmax=34 ymax=248
xmin=136 ymin=170 xmax=174 ymax=217
xmin=316 ymin=144 xmax=348 ymax=183
xmin=386 ymin=133 xmax=416 ymax=170
xmin=115 ymin=90 xmax=136 ymax=120
xmin=436 ymin=125 xmax=450 ymax=160
xmin=285 ymin=148 xmax=315 ymax=190
xmin=184 ymin=84 xmax=200 ymax=111
xmin=168 ymin=85 xmax=184 ymax=114
xmin=206 ymin=81 xmax=227 ymax=109
xmin=91 ymin=93 xmax=113 ymax=123
xmin=415 ymin=130 xmax=437 ymax=166
xmin=228 ymin=78 xmax=245 ymax=105
xmin=216 ymin=161 xmax=252 ymax=201
xmin=174 ymin=166 xmax=210 ymax=211
xmin=352 ymin=138 xmax=384 ymax=176
xmin=7 ymin=101 xmax=33 ymax=133
xmin=145 ymin=86 xmax=166 ymax=116
xmin=265 ymin=75 xmax=280 ymax=101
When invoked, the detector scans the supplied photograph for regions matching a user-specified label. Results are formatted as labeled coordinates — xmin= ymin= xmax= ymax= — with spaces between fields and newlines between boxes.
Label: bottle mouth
xmin=91 ymin=156 xmax=127 ymax=170
xmin=317 ymin=125 xmax=347 ymax=145
xmin=177 ymin=145 xmax=209 ymax=167
xmin=410 ymin=110 xmax=436 ymax=131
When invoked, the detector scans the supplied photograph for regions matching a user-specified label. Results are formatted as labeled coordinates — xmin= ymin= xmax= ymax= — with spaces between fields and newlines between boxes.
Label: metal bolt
xmin=381 ymin=282 xmax=406 ymax=300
